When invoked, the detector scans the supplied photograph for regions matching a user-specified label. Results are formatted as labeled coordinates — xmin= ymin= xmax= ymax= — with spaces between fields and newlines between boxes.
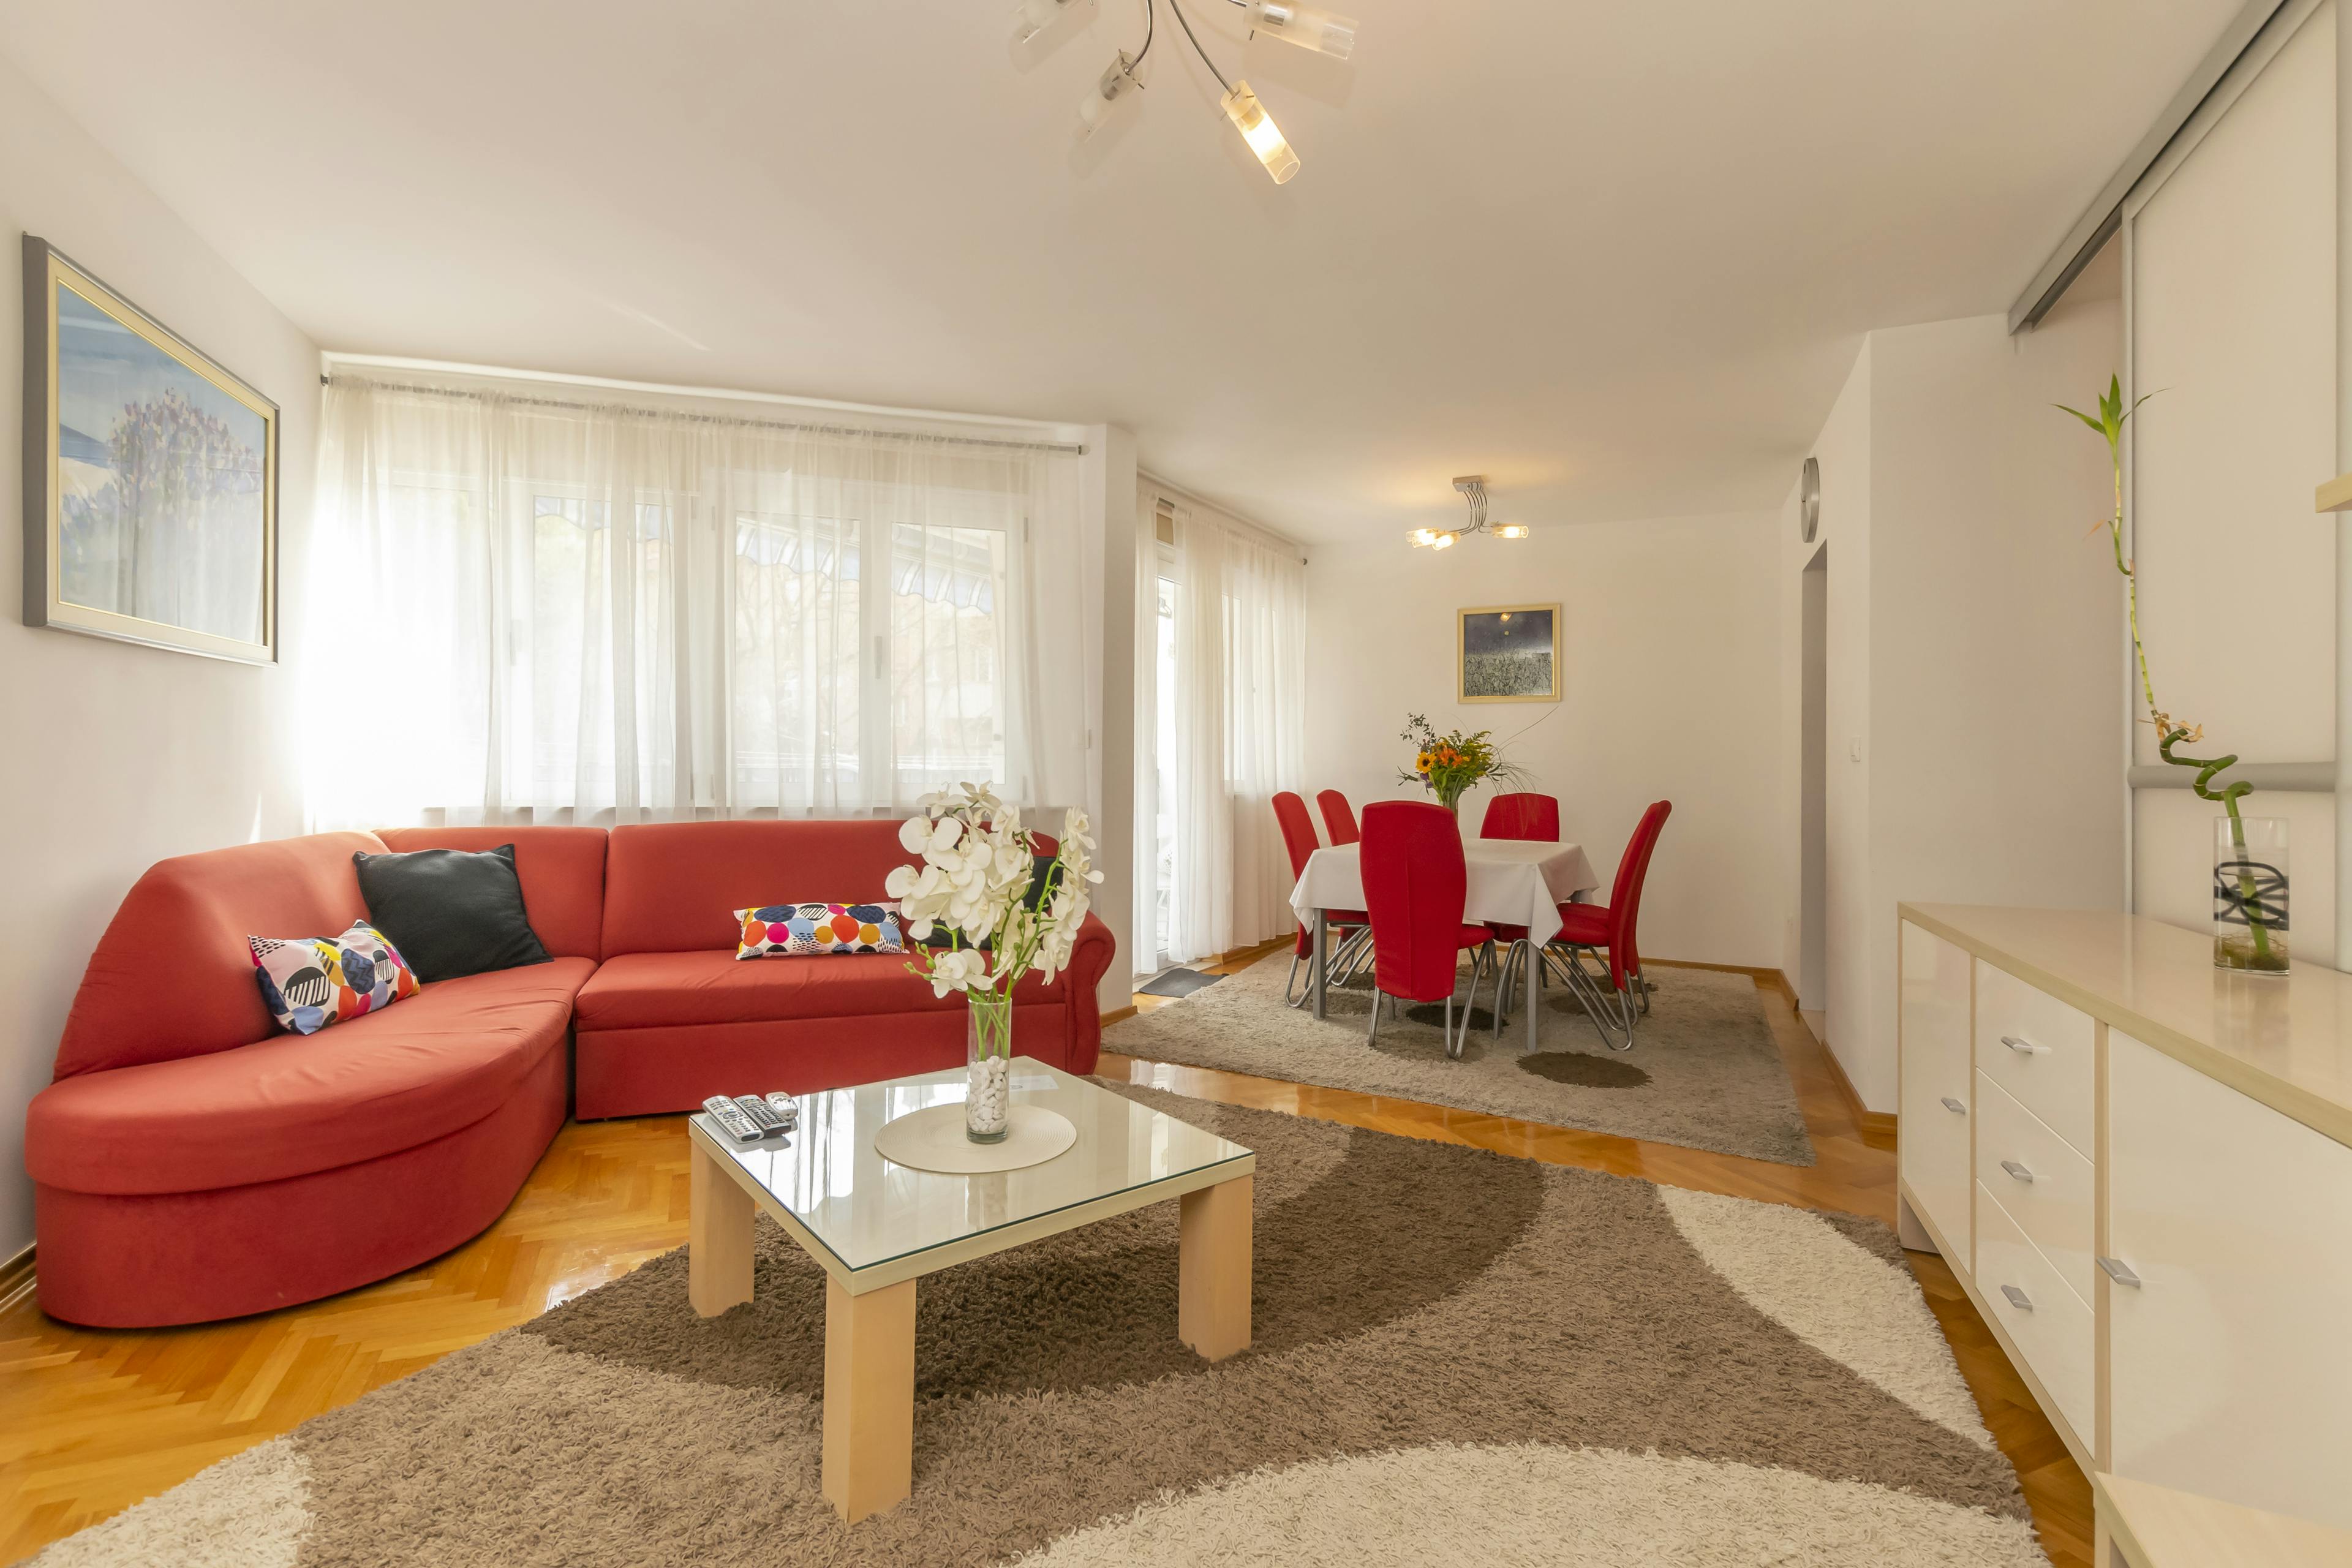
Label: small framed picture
xmin=22 ymin=235 xmax=278 ymax=663
xmin=1458 ymin=603 xmax=1559 ymax=703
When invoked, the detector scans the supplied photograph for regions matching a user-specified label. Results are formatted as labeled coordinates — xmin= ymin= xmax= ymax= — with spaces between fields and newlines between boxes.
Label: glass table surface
xmin=693 ymin=1057 xmax=1253 ymax=1278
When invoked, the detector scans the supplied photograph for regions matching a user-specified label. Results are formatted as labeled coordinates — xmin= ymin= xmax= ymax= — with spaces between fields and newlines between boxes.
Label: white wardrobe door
xmin=2108 ymin=1029 xmax=2352 ymax=1527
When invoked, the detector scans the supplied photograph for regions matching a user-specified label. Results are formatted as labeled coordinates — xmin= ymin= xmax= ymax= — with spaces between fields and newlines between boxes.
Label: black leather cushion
xmin=920 ymin=854 xmax=1064 ymax=949
xmin=353 ymin=844 xmax=553 ymax=983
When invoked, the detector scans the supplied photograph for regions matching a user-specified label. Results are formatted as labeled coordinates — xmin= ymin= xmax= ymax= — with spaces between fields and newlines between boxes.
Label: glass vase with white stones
xmin=886 ymin=782 xmax=1101 ymax=1144
xmin=965 ymin=989 xmax=1016 ymax=1142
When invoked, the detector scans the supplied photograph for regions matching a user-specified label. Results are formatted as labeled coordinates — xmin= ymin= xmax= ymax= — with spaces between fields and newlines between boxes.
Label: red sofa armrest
xmin=1055 ymin=912 xmax=1117 ymax=1076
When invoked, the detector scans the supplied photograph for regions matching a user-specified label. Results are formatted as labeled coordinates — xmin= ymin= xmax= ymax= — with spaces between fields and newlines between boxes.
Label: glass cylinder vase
xmin=965 ymin=989 xmax=1014 ymax=1143
xmin=2213 ymin=816 xmax=2290 ymax=974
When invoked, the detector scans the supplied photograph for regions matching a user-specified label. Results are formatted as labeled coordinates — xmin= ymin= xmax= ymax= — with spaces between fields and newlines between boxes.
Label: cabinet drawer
xmin=1973 ymin=960 xmax=2094 ymax=1156
xmin=1898 ymin=922 xmax=1973 ymax=1261
xmin=1973 ymin=1071 xmax=2094 ymax=1304
xmin=1975 ymin=1180 xmax=2094 ymax=1444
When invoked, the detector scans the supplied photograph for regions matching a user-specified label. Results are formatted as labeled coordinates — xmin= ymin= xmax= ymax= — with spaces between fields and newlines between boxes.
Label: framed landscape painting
xmin=1458 ymin=602 xmax=1559 ymax=703
xmin=21 ymin=235 xmax=277 ymax=663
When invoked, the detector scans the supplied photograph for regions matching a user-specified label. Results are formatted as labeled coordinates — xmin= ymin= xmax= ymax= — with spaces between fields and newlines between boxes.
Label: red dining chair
xmin=1316 ymin=789 xmax=1360 ymax=846
xmin=1525 ymin=801 xmax=1672 ymax=1051
xmin=1273 ymin=791 xmax=1370 ymax=1008
xmin=1359 ymin=801 xmax=1499 ymax=1059
xmin=1478 ymin=792 xmax=1559 ymax=842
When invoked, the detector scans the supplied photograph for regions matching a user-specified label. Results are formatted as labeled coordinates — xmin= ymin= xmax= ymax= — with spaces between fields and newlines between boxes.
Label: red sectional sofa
xmin=24 ymin=820 xmax=1114 ymax=1328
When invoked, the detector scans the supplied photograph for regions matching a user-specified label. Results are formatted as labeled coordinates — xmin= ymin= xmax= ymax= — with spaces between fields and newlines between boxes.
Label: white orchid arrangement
xmin=883 ymin=781 xmax=1102 ymax=1002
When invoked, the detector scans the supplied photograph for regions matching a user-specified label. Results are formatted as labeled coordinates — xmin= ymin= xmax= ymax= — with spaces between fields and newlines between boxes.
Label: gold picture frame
xmin=21 ymin=235 xmax=278 ymax=663
xmin=1458 ymin=602 xmax=1560 ymax=703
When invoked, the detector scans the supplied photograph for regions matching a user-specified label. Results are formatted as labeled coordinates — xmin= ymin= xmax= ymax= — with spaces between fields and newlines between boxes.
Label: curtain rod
xmin=319 ymin=349 xmax=1080 ymax=435
xmin=320 ymin=372 xmax=1087 ymax=458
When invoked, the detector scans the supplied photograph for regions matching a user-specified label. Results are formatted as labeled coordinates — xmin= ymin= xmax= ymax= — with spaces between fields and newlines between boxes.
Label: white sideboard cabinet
xmin=1896 ymin=904 xmax=2352 ymax=1534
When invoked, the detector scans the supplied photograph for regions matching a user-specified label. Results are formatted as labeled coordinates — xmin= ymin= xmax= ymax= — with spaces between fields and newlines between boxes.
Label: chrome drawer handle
xmin=2000 ymin=1284 xmax=2033 ymax=1311
xmin=1999 ymin=1159 xmax=2035 ymax=1183
xmin=1940 ymin=1096 xmax=1966 ymax=1114
xmin=2000 ymin=1035 xmax=2048 ymax=1056
xmin=2098 ymin=1256 xmax=2142 ymax=1288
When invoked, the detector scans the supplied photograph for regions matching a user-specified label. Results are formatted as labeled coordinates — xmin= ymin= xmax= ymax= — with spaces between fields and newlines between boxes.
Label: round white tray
xmin=872 ymin=1103 xmax=1077 ymax=1174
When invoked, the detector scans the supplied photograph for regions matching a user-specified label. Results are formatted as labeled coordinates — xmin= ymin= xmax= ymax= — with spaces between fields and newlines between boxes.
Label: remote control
xmin=701 ymin=1095 xmax=764 ymax=1143
xmin=733 ymin=1095 xmax=788 ymax=1136
xmin=762 ymin=1092 xmax=800 ymax=1128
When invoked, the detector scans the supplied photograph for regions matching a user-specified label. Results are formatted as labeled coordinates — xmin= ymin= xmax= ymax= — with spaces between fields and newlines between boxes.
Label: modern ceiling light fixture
xmin=1037 ymin=0 xmax=1352 ymax=184
xmin=1407 ymin=477 xmax=1531 ymax=549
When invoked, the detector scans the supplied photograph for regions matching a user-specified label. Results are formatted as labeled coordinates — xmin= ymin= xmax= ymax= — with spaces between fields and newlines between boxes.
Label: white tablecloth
xmin=1289 ymin=839 xmax=1601 ymax=947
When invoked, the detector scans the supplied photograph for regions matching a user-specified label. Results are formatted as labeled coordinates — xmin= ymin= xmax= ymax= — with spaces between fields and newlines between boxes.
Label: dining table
xmin=1289 ymin=837 xmax=1602 ymax=1053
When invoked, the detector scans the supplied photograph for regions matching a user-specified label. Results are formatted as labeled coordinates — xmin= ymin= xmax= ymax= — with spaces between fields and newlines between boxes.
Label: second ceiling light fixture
xmin=1013 ymin=0 xmax=1359 ymax=184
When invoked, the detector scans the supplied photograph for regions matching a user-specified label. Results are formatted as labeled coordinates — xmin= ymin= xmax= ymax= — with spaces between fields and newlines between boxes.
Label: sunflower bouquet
xmin=1397 ymin=712 xmax=1532 ymax=813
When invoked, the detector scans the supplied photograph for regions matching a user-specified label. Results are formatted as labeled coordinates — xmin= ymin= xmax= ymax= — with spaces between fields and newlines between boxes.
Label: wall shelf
xmin=2314 ymin=472 xmax=2352 ymax=511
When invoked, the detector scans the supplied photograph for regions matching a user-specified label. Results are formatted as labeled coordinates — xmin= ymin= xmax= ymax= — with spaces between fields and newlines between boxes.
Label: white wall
xmin=0 ymin=55 xmax=320 ymax=1257
xmin=1781 ymin=299 xmax=2125 ymax=1112
xmin=1304 ymin=511 xmax=1784 ymax=970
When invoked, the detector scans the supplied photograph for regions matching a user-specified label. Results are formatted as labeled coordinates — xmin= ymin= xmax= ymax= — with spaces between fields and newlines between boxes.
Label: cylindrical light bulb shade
xmin=1013 ymin=0 xmax=1065 ymax=42
xmin=1220 ymin=82 xmax=1300 ymax=184
xmin=1245 ymin=1 xmax=1358 ymax=59
xmin=1079 ymin=57 xmax=1131 ymax=135
xmin=1494 ymin=524 xmax=1531 ymax=539
xmin=1430 ymin=531 xmax=1457 ymax=550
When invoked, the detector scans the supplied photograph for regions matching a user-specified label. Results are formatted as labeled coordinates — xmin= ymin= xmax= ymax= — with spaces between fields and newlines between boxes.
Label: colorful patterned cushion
xmin=249 ymin=921 xmax=421 ymax=1035
xmin=734 ymin=902 xmax=904 ymax=959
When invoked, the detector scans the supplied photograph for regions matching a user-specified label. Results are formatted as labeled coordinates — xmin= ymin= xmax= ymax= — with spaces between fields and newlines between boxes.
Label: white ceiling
xmin=3 ymin=0 xmax=2241 ymax=542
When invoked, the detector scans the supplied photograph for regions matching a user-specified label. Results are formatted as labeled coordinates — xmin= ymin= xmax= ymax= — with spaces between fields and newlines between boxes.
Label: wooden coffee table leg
xmin=822 ymin=1276 xmax=916 ymax=1522
xmin=1178 ymin=1174 xmax=1253 ymax=1362
xmin=688 ymin=1137 xmax=755 ymax=1317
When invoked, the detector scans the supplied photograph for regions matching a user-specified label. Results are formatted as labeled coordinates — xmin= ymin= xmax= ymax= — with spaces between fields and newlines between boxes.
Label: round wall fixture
xmin=1798 ymin=456 xmax=1822 ymax=544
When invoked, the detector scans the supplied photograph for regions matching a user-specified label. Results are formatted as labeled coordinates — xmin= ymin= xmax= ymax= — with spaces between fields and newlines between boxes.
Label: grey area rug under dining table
xmin=1103 ymin=949 xmax=1817 ymax=1166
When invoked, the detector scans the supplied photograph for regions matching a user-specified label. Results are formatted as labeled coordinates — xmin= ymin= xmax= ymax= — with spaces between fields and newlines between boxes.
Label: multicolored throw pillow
xmin=734 ymin=903 xmax=904 ymax=959
xmin=249 ymin=921 xmax=421 ymax=1035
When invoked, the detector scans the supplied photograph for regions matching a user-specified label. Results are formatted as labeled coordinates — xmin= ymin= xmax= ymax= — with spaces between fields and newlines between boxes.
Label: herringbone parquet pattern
xmin=0 ymin=954 xmax=2087 ymax=1567
xmin=0 ymin=1117 xmax=690 ymax=1560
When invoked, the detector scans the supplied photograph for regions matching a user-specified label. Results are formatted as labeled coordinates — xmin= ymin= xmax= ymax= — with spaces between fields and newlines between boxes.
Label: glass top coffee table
xmin=685 ymin=1057 xmax=1256 ymax=1523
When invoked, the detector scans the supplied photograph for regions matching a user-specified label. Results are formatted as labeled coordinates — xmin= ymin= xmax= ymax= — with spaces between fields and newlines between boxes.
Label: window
xmin=307 ymin=373 xmax=1076 ymax=826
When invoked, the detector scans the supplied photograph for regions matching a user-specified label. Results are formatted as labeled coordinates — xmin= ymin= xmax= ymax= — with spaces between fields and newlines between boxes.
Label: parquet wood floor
xmin=1 ymin=948 xmax=2087 ymax=1567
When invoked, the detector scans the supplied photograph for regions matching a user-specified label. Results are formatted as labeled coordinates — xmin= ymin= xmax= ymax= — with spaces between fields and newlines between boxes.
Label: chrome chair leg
xmin=1366 ymin=987 xmax=1382 ymax=1044
xmin=1493 ymin=939 xmax=1531 ymax=1038
xmin=1450 ymin=941 xmax=1497 ymax=1060
xmin=1542 ymin=942 xmax=1640 ymax=1052
xmin=1284 ymin=952 xmax=1308 ymax=1008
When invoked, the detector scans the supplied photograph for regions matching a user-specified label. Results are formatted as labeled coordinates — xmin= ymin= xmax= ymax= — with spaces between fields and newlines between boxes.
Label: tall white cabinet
xmin=1896 ymin=903 xmax=2352 ymax=1534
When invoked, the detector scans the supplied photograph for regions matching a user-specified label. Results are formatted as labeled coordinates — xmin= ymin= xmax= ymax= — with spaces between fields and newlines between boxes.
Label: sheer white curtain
xmin=1162 ymin=498 xmax=1306 ymax=965
xmin=306 ymin=371 xmax=1084 ymax=826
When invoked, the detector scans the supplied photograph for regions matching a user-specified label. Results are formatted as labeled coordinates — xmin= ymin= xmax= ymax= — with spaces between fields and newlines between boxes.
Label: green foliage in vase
xmin=1396 ymin=713 xmax=1532 ymax=812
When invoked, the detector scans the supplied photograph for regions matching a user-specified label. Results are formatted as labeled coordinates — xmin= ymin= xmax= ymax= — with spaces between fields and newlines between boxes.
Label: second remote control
xmin=733 ymin=1095 xmax=788 ymax=1136
xmin=702 ymin=1095 xmax=763 ymax=1142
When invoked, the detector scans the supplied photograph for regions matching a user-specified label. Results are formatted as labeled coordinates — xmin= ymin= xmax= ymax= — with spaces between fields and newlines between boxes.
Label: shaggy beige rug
xmin=1107 ymin=952 xmax=1817 ymax=1166
xmin=34 ymin=1087 xmax=2040 ymax=1567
